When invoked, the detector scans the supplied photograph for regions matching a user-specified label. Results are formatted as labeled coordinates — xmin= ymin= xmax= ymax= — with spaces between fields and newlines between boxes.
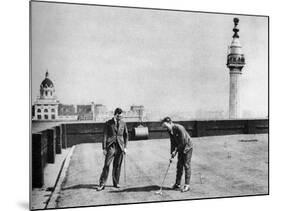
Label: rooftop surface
xmin=41 ymin=134 xmax=268 ymax=209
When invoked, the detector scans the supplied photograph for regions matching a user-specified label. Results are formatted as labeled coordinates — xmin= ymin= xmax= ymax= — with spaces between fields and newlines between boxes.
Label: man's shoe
xmin=171 ymin=184 xmax=181 ymax=190
xmin=113 ymin=184 xmax=120 ymax=188
xmin=96 ymin=184 xmax=105 ymax=191
xmin=181 ymin=185 xmax=190 ymax=192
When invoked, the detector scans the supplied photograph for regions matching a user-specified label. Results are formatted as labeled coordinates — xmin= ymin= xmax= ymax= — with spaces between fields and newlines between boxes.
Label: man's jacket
xmin=102 ymin=118 xmax=128 ymax=151
xmin=169 ymin=123 xmax=193 ymax=154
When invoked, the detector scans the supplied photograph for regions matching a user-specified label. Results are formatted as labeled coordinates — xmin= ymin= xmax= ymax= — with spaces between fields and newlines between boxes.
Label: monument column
xmin=227 ymin=18 xmax=245 ymax=119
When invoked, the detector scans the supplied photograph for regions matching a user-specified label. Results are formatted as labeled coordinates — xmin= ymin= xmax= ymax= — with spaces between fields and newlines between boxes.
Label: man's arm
xmin=170 ymin=136 xmax=177 ymax=157
xmin=123 ymin=123 xmax=129 ymax=151
xmin=102 ymin=122 xmax=108 ymax=153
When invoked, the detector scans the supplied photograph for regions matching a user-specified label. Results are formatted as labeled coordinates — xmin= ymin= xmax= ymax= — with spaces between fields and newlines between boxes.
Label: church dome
xmin=41 ymin=78 xmax=54 ymax=88
xmin=40 ymin=71 xmax=54 ymax=88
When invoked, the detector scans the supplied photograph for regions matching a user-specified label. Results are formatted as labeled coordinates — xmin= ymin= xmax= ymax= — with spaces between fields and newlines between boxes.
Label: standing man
xmin=96 ymin=108 xmax=129 ymax=191
xmin=161 ymin=117 xmax=193 ymax=192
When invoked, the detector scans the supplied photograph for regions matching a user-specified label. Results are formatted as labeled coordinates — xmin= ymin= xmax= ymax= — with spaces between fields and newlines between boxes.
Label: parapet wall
xmin=63 ymin=119 xmax=268 ymax=147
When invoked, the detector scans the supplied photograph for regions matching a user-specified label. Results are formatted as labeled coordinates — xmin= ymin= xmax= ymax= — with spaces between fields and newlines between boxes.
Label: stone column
xmin=229 ymin=69 xmax=241 ymax=118
xmin=226 ymin=18 xmax=245 ymax=119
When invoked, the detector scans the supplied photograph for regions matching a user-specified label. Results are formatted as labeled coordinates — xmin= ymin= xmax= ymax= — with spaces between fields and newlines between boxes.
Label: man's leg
xmin=182 ymin=148 xmax=193 ymax=192
xmin=112 ymin=145 xmax=123 ymax=187
xmin=99 ymin=145 xmax=116 ymax=187
xmin=175 ymin=152 xmax=184 ymax=186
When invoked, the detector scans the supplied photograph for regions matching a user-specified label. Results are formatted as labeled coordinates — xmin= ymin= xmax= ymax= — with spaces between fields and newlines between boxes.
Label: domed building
xmin=33 ymin=71 xmax=59 ymax=120
xmin=32 ymin=71 xmax=147 ymax=122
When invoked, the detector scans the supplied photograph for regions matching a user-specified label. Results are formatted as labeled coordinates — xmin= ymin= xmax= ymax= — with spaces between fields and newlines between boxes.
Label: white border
xmin=1 ymin=0 xmax=279 ymax=211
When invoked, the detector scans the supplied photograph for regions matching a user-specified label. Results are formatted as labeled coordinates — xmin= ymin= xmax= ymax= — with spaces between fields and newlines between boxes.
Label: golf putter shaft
xmin=124 ymin=153 xmax=126 ymax=184
xmin=159 ymin=159 xmax=172 ymax=190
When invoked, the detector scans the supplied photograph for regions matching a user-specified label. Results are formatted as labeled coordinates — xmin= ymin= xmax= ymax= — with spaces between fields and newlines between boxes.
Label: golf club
xmin=124 ymin=152 xmax=127 ymax=185
xmin=155 ymin=158 xmax=173 ymax=195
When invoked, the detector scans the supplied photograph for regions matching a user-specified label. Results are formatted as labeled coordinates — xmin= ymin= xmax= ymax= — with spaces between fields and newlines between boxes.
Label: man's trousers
xmin=175 ymin=148 xmax=193 ymax=185
xmin=99 ymin=143 xmax=123 ymax=186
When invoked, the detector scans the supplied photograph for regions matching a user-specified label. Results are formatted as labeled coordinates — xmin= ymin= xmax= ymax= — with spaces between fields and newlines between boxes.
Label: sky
xmin=31 ymin=2 xmax=268 ymax=117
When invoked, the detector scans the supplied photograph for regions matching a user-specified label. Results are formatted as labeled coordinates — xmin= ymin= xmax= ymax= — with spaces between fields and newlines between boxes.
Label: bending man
xmin=161 ymin=117 xmax=193 ymax=192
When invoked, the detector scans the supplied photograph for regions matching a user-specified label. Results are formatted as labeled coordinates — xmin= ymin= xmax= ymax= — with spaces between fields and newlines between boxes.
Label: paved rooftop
xmin=39 ymin=134 xmax=268 ymax=209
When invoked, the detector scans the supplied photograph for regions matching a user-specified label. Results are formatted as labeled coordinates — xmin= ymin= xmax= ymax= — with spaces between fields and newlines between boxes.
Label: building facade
xmin=33 ymin=71 xmax=60 ymax=120
xmin=125 ymin=105 xmax=145 ymax=122
xmin=57 ymin=104 xmax=78 ymax=121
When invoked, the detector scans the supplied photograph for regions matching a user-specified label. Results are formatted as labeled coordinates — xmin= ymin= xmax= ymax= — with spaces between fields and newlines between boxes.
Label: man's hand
xmin=123 ymin=148 xmax=127 ymax=154
xmin=103 ymin=149 xmax=107 ymax=156
xmin=171 ymin=151 xmax=177 ymax=159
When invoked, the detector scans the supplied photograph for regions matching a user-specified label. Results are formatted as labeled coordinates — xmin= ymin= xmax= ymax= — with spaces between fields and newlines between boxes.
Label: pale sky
xmin=31 ymin=2 xmax=268 ymax=117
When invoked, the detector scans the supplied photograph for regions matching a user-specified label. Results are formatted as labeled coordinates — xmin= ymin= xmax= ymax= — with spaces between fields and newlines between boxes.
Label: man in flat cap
xmin=161 ymin=117 xmax=193 ymax=192
xmin=96 ymin=107 xmax=129 ymax=191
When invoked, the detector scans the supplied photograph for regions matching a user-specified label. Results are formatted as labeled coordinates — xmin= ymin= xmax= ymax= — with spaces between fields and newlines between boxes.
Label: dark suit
xmin=99 ymin=118 xmax=129 ymax=186
xmin=169 ymin=123 xmax=193 ymax=185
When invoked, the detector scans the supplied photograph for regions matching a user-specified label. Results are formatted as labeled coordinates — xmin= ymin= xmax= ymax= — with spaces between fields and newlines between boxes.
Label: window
xmin=37 ymin=115 xmax=41 ymax=119
xmin=44 ymin=109 xmax=48 ymax=112
xmin=37 ymin=109 xmax=41 ymax=113
xmin=51 ymin=115 xmax=55 ymax=119
xmin=51 ymin=108 xmax=55 ymax=112
xmin=44 ymin=115 xmax=48 ymax=119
